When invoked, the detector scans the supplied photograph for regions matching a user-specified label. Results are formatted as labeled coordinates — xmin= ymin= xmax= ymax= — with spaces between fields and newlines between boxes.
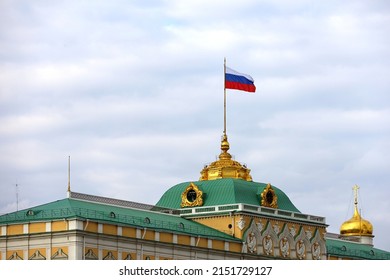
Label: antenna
xmin=67 ymin=156 xmax=71 ymax=197
xmin=16 ymin=181 xmax=19 ymax=211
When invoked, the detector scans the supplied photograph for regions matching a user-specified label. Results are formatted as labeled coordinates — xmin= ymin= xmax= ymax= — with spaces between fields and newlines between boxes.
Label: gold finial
xmin=199 ymin=134 xmax=252 ymax=181
xmin=219 ymin=133 xmax=232 ymax=160
xmin=221 ymin=133 xmax=229 ymax=152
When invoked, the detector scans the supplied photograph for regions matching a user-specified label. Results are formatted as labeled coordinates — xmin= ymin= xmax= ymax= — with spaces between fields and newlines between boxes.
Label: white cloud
xmin=1 ymin=0 xmax=389 ymax=252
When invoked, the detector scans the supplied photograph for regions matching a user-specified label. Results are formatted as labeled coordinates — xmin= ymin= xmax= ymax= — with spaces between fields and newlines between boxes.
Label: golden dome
xmin=340 ymin=185 xmax=373 ymax=236
xmin=340 ymin=207 xmax=373 ymax=236
xmin=199 ymin=134 xmax=252 ymax=181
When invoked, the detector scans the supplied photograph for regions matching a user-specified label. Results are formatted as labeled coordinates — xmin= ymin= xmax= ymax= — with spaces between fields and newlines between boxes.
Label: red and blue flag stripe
xmin=225 ymin=67 xmax=256 ymax=93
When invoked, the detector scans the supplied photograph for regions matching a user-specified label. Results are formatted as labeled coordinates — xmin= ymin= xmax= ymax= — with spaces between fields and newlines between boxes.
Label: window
xmin=26 ymin=210 xmax=34 ymax=216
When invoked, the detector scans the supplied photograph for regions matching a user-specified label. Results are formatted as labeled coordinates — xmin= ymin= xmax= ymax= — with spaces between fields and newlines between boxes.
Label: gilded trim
xmin=261 ymin=184 xmax=278 ymax=208
xmin=181 ymin=183 xmax=203 ymax=208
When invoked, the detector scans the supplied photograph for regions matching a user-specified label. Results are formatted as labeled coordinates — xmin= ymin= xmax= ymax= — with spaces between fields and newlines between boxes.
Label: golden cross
xmin=353 ymin=184 xmax=360 ymax=206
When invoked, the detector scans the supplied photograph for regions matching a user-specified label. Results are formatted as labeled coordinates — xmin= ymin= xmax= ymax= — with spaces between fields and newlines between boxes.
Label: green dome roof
xmin=156 ymin=178 xmax=301 ymax=213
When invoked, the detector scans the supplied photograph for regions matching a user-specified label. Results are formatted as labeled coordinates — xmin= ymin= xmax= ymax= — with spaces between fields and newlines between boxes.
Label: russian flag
xmin=225 ymin=67 xmax=256 ymax=93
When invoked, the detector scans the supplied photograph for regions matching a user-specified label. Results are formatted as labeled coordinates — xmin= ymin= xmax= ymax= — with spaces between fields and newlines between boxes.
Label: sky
xmin=1 ymin=0 xmax=389 ymax=251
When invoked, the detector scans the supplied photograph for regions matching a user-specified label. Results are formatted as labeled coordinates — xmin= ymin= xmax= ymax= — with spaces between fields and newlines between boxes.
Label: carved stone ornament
xmin=312 ymin=242 xmax=321 ymax=260
xmin=289 ymin=226 xmax=296 ymax=237
xmin=305 ymin=230 xmax=312 ymax=240
xmin=273 ymin=223 xmax=280 ymax=235
xmin=260 ymin=183 xmax=278 ymax=208
xmin=181 ymin=182 xmax=203 ymax=208
xmin=280 ymin=237 xmax=290 ymax=258
xmin=29 ymin=250 xmax=46 ymax=260
xmin=262 ymin=235 xmax=273 ymax=255
xmin=103 ymin=251 xmax=116 ymax=260
xmin=85 ymin=249 xmax=98 ymax=260
xmin=52 ymin=248 xmax=68 ymax=260
xmin=296 ymin=240 xmax=306 ymax=260
xmin=237 ymin=217 xmax=246 ymax=230
xmin=8 ymin=252 xmax=23 ymax=260
xmin=247 ymin=232 xmax=257 ymax=253
xmin=256 ymin=221 xmax=264 ymax=232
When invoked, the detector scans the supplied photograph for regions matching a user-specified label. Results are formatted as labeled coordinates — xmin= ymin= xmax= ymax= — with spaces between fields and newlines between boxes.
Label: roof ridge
xmin=69 ymin=191 xmax=180 ymax=214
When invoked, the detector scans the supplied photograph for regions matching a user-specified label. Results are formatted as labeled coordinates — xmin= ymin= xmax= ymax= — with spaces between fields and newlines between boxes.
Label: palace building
xmin=1 ymin=133 xmax=389 ymax=260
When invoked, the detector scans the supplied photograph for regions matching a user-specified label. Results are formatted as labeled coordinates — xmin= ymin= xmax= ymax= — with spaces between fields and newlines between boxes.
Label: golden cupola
xmin=340 ymin=207 xmax=373 ymax=236
xmin=340 ymin=185 xmax=374 ymax=245
xmin=199 ymin=133 xmax=252 ymax=181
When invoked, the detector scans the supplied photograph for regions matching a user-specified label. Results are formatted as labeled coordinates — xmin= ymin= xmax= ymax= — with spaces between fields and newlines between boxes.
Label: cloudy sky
xmin=1 ymin=0 xmax=389 ymax=251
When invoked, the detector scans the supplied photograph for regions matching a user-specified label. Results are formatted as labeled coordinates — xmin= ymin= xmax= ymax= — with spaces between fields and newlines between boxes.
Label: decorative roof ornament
xmin=199 ymin=133 xmax=252 ymax=181
xmin=181 ymin=182 xmax=203 ymax=208
xmin=340 ymin=185 xmax=373 ymax=237
xmin=260 ymin=183 xmax=278 ymax=208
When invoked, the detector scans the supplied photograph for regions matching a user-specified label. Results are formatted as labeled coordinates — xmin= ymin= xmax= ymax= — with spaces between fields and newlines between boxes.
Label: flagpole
xmin=223 ymin=57 xmax=227 ymax=136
